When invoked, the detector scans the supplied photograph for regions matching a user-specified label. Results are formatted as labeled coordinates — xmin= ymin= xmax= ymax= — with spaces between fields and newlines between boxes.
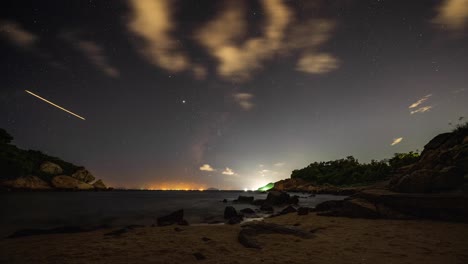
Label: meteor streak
xmin=25 ymin=90 xmax=86 ymax=120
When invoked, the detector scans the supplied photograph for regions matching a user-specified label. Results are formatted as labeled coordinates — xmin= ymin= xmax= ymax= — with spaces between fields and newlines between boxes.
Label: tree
xmin=388 ymin=151 xmax=420 ymax=170
xmin=0 ymin=128 xmax=13 ymax=144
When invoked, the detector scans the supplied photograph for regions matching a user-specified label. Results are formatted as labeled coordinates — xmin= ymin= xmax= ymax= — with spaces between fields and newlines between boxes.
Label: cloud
xmin=125 ymin=0 xmax=339 ymax=81
xmin=233 ymin=93 xmax=254 ymax=111
xmin=410 ymin=106 xmax=433 ymax=114
xmin=127 ymin=0 xmax=190 ymax=72
xmin=409 ymin=94 xmax=432 ymax=109
xmin=76 ymin=40 xmax=119 ymax=77
xmin=222 ymin=168 xmax=235 ymax=175
xmin=199 ymin=164 xmax=215 ymax=172
xmin=192 ymin=65 xmax=207 ymax=80
xmin=433 ymin=0 xmax=468 ymax=32
xmin=0 ymin=20 xmax=37 ymax=49
xmin=274 ymin=162 xmax=285 ymax=167
xmin=391 ymin=137 xmax=403 ymax=146
xmin=62 ymin=33 xmax=119 ymax=78
xmin=196 ymin=0 xmax=291 ymax=81
xmin=296 ymin=53 xmax=339 ymax=74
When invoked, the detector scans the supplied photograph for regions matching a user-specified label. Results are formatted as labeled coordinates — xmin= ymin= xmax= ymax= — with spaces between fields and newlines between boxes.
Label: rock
xmin=266 ymin=191 xmax=290 ymax=205
xmin=392 ymin=169 xmax=435 ymax=193
xmin=227 ymin=215 xmax=243 ymax=225
xmin=234 ymin=196 xmax=254 ymax=204
xmin=422 ymin=133 xmax=452 ymax=153
xmin=51 ymin=175 xmax=94 ymax=190
xmin=157 ymin=209 xmax=186 ymax=226
xmin=0 ymin=175 xmax=51 ymax=189
xmin=240 ymin=208 xmax=256 ymax=214
xmin=71 ymin=168 xmax=95 ymax=183
xmin=279 ymin=205 xmax=297 ymax=215
xmin=390 ymin=128 xmax=468 ymax=193
xmin=320 ymin=198 xmax=380 ymax=219
xmin=432 ymin=166 xmax=464 ymax=191
xmin=297 ymin=207 xmax=309 ymax=215
xmin=238 ymin=222 xmax=314 ymax=249
xmin=224 ymin=206 xmax=238 ymax=219
xmin=92 ymin=179 xmax=107 ymax=189
xmin=260 ymin=204 xmax=274 ymax=213
xmin=393 ymin=167 xmax=464 ymax=193
xmin=39 ymin=162 xmax=63 ymax=175
xmin=289 ymin=195 xmax=299 ymax=204
xmin=314 ymin=200 xmax=345 ymax=212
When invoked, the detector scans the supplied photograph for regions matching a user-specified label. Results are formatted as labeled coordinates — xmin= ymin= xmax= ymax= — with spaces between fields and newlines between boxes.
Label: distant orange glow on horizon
xmin=147 ymin=181 xmax=208 ymax=191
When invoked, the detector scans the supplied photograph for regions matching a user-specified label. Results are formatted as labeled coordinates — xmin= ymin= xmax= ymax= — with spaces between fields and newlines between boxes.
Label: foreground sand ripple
xmin=1 ymin=213 xmax=468 ymax=264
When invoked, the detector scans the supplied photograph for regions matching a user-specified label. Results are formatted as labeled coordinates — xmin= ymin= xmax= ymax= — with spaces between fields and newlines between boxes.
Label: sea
xmin=0 ymin=191 xmax=347 ymax=237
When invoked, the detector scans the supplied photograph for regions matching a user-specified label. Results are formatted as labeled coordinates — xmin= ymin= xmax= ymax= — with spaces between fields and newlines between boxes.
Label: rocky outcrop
xmin=224 ymin=206 xmax=244 ymax=224
xmin=0 ymin=175 xmax=51 ymax=190
xmin=51 ymin=175 xmax=94 ymax=190
xmin=71 ymin=168 xmax=95 ymax=183
xmin=39 ymin=162 xmax=63 ymax=175
xmin=390 ymin=128 xmax=467 ymax=193
xmin=266 ymin=191 xmax=291 ymax=205
xmin=92 ymin=179 xmax=107 ymax=189
xmin=157 ymin=209 xmax=188 ymax=226
xmin=316 ymin=189 xmax=468 ymax=222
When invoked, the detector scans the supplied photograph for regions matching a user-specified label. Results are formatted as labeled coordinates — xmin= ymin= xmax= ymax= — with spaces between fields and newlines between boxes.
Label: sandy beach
xmin=2 ymin=213 xmax=467 ymax=264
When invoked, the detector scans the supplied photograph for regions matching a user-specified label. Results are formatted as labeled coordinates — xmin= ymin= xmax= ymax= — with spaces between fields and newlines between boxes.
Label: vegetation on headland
xmin=290 ymin=121 xmax=468 ymax=187
xmin=290 ymin=152 xmax=421 ymax=186
xmin=0 ymin=128 xmax=81 ymax=182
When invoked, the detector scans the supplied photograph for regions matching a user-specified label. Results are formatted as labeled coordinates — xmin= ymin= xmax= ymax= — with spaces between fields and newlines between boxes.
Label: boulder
xmin=224 ymin=206 xmax=238 ymax=219
xmin=320 ymin=198 xmax=380 ymax=219
xmin=432 ymin=166 xmax=464 ymax=191
xmin=92 ymin=179 xmax=107 ymax=189
xmin=279 ymin=205 xmax=297 ymax=215
xmin=314 ymin=200 xmax=345 ymax=212
xmin=260 ymin=204 xmax=274 ymax=213
xmin=392 ymin=169 xmax=435 ymax=193
xmin=227 ymin=215 xmax=243 ymax=225
xmin=71 ymin=168 xmax=95 ymax=183
xmin=421 ymin=132 xmax=452 ymax=153
xmin=39 ymin=162 xmax=63 ymax=175
xmin=51 ymin=175 xmax=94 ymax=190
xmin=266 ymin=191 xmax=290 ymax=205
xmin=289 ymin=195 xmax=299 ymax=204
xmin=0 ymin=175 xmax=51 ymax=189
xmin=157 ymin=209 xmax=186 ymax=226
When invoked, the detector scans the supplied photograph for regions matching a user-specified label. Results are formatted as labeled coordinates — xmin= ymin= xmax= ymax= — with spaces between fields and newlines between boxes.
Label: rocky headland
xmin=0 ymin=129 xmax=108 ymax=191
xmin=272 ymin=125 xmax=468 ymax=222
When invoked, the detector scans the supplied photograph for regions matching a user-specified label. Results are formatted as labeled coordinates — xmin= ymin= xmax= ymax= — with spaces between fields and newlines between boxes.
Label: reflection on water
xmin=0 ymin=191 xmax=347 ymax=236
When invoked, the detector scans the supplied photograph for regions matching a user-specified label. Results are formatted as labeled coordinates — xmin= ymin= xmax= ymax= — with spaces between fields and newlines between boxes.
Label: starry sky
xmin=1 ymin=0 xmax=467 ymax=190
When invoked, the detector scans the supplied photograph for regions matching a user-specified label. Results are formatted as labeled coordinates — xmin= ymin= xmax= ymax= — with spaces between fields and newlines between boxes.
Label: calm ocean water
xmin=0 ymin=191 xmax=346 ymax=237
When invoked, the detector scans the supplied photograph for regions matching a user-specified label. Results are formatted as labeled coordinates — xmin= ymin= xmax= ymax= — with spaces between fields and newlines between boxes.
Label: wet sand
xmin=1 ymin=213 xmax=468 ymax=264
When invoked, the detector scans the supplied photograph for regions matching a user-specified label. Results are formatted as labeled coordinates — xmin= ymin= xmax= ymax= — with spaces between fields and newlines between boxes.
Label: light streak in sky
xmin=25 ymin=90 xmax=86 ymax=120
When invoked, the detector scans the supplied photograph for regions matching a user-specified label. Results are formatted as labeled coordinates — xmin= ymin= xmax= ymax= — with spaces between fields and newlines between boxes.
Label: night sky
xmin=1 ymin=0 xmax=467 ymax=190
